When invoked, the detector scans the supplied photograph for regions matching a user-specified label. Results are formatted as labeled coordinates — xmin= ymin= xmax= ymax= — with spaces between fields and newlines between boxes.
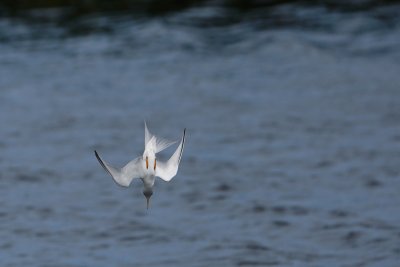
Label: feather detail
xmin=144 ymin=121 xmax=177 ymax=153
xmin=155 ymin=137 xmax=177 ymax=153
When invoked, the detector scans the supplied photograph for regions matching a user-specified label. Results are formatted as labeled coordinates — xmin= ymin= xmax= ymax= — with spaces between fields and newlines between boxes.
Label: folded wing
xmin=95 ymin=150 xmax=143 ymax=187
xmin=156 ymin=129 xmax=186 ymax=182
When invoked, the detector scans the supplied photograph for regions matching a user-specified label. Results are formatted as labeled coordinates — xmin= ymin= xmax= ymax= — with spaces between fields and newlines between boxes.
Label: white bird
xmin=94 ymin=122 xmax=186 ymax=209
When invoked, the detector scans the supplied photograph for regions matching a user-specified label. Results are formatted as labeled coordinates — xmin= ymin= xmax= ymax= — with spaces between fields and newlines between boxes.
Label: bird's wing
xmin=144 ymin=121 xmax=176 ymax=153
xmin=95 ymin=150 xmax=143 ymax=187
xmin=156 ymin=129 xmax=186 ymax=182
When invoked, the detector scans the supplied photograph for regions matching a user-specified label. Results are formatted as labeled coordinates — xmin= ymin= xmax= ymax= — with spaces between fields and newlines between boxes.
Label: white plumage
xmin=95 ymin=122 xmax=186 ymax=208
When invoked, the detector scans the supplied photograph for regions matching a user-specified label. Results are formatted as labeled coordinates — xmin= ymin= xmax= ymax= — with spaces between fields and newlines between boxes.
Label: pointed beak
xmin=143 ymin=191 xmax=153 ymax=210
xmin=146 ymin=197 xmax=150 ymax=209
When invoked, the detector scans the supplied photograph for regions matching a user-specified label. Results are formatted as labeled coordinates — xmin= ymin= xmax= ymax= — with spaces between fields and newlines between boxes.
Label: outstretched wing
xmin=144 ymin=121 xmax=177 ymax=153
xmin=156 ymin=129 xmax=186 ymax=182
xmin=95 ymin=150 xmax=143 ymax=187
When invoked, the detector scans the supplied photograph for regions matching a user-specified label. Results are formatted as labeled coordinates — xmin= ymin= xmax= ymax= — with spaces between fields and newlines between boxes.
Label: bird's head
xmin=143 ymin=190 xmax=153 ymax=209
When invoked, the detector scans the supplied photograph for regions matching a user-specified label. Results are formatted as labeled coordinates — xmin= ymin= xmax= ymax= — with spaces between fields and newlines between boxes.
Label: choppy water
xmin=1 ymin=3 xmax=400 ymax=266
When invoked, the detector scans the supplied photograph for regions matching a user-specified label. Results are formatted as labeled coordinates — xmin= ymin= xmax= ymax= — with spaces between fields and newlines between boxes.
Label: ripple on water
xmin=252 ymin=204 xmax=267 ymax=213
xmin=343 ymin=230 xmax=362 ymax=246
xmin=15 ymin=173 xmax=42 ymax=183
xmin=214 ymin=182 xmax=232 ymax=192
xmin=245 ymin=242 xmax=270 ymax=252
xmin=272 ymin=220 xmax=290 ymax=228
xmin=236 ymin=260 xmax=280 ymax=266
xmin=329 ymin=209 xmax=350 ymax=218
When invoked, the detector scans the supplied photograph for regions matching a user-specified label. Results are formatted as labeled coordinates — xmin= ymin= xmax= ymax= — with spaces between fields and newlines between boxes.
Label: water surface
xmin=0 ymin=2 xmax=400 ymax=266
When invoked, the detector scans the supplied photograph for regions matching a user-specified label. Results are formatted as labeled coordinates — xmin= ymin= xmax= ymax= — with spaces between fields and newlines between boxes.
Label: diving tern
xmin=94 ymin=122 xmax=186 ymax=209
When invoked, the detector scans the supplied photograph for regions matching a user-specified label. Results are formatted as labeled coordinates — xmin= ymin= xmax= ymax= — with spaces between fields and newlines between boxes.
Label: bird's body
xmin=95 ymin=122 xmax=186 ymax=208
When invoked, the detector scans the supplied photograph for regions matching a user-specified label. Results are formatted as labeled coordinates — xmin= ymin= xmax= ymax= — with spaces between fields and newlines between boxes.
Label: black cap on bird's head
xmin=143 ymin=190 xmax=153 ymax=209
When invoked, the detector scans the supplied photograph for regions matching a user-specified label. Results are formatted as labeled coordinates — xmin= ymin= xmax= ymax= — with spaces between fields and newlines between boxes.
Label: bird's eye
xmin=146 ymin=156 xmax=149 ymax=169
xmin=154 ymin=158 xmax=157 ymax=170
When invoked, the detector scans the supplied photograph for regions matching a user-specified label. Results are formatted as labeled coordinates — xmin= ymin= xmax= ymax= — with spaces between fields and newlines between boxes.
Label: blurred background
xmin=0 ymin=0 xmax=400 ymax=266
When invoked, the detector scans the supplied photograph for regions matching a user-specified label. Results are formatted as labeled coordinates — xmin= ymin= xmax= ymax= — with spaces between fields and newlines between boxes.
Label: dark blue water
xmin=0 ymin=3 xmax=400 ymax=266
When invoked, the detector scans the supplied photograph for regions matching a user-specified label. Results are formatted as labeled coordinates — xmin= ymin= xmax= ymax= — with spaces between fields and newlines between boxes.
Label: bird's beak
xmin=146 ymin=156 xmax=149 ymax=169
xmin=146 ymin=197 xmax=150 ymax=209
